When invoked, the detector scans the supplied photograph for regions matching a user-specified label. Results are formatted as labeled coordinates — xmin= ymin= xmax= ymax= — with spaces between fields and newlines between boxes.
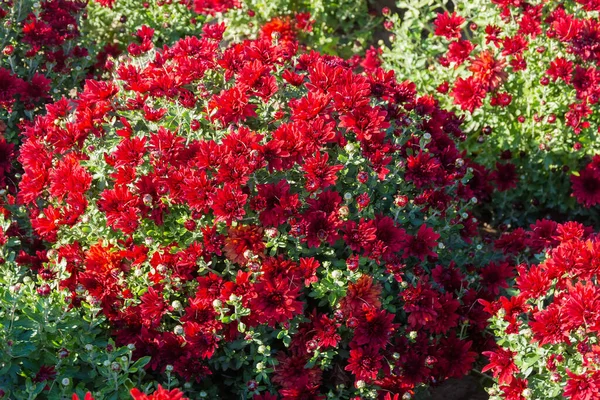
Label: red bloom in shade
xmin=571 ymin=166 xmax=600 ymax=208
xmin=480 ymin=261 xmax=513 ymax=296
xmin=495 ymin=228 xmax=527 ymax=255
xmin=303 ymin=211 xmax=341 ymax=247
xmin=451 ymin=76 xmax=486 ymax=113
xmin=404 ymin=151 xmax=442 ymax=189
xmin=272 ymin=351 xmax=323 ymax=390
xmin=250 ymin=277 xmax=303 ymax=326
xmin=210 ymin=184 xmax=248 ymax=224
xmin=525 ymin=219 xmax=559 ymax=253
xmin=564 ymin=370 xmax=600 ymax=400
xmin=209 ymin=86 xmax=257 ymax=125
xmin=399 ymin=224 xmax=440 ymax=261
xmin=130 ymin=385 xmax=188 ymax=400
xmin=251 ymin=180 xmax=299 ymax=226
xmin=353 ymin=305 xmax=397 ymax=350
xmin=491 ymin=161 xmax=518 ymax=192
xmin=434 ymin=333 xmax=477 ymax=378
xmin=223 ymin=225 xmax=265 ymax=265
xmin=482 ymin=347 xmax=519 ymax=385
xmin=345 ymin=344 xmax=383 ymax=380
xmin=340 ymin=275 xmax=382 ymax=317
xmin=183 ymin=321 xmax=220 ymax=359
xmin=529 ymin=303 xmax=569 ymax=345
xmin=433 ymin=12 xmax=465 ymax=39
xmin=302 ymin=152 xmax=343 ymax=191
xmin=33 ymin=365 xmax=57 ymax=382
xmin=401 ymin=282 xmax=442 ymax=328
xmin=430 ymin=292 xmax=460 ymax=334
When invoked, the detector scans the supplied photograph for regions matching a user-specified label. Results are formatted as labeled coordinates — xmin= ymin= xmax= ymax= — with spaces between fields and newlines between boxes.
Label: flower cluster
xmin=0 ymin=0 xmax=90 ymax=142
xmin=572 ymin=155 xmax=600 ymax=208
xmin=484 ymin=221 xmax=600 ymax=400
xmin=383 ymin=0 xmax=600 ymax=226
xmin=73 ymin=385 xmax=188 ymax=400
xmin=15 ymin=21 xmax=503 ymax=397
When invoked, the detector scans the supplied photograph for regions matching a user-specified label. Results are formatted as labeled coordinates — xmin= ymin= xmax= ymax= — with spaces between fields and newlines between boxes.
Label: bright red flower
xmin=482 ymin=348 xmax=519 ymax=385
xmin=433 ymin=12 xmax=465 ymax=39
xmin=130 ymin=385 xmax=188 ymax=400
xmin=451 ymin=76 xmax=486 ymax=112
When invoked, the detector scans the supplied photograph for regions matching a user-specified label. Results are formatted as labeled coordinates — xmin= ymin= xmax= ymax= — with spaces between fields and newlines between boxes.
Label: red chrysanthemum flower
xmin=571 ymin=166 xmax=600 ymax=207
xmin=482 ymin=348 xmax=519 ymax=385
xmin=399 ymin=224 xmax=440 ymax=261
xmin=451 ymin=76 xmax=486 ymax=113
xmin=433 ymin=12 xmax=465 ymax=39
xmin=130 ymin=385 xmax=188 ymax=400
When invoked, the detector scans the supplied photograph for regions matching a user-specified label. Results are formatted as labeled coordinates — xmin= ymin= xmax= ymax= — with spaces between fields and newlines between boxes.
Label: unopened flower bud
xmin=355 ymin=380 xmax=366 ymax=389
xmin=61 ymin=378 xmax=70 ymax=386
xmin=174 ymin=325 xmax=184 ymax=335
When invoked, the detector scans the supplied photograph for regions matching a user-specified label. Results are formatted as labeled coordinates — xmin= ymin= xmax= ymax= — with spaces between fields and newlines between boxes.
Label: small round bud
xmin=344 ymin=192 xmax=352 ymax=201
xmin=331 ymin=270 xmax=342 ymax=280
xmin=166 ymin=364 xmax=174 ymax=372
xmin=355 ymin=380 xmax=366 ymax=389
xmin=174 ymin=325 xmax=184 ymax=335
xmin=85 ymin=344 xmax=94 ymax=351
xmin=127 ymin=343 xmax=135 ymax=351
xmin=111 ymin=362 xmax=121 ymax=371
xmin=61 ymin=378 xmax=70 ymax=386
xmin=171 ymin=300 xmax=182 ymax=310
xmin=213 ymin=299 xmax=222 ymax=308
xmin=423 ymin=132 xmax=432 ymax=140
xmin=257 ymin=345 xmax=267 ymax=354
xmin=256 ymin=362 xmax=265 ymax=371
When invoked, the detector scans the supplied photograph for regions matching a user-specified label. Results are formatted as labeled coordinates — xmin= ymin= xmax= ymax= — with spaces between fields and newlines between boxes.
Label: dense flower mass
xmin=485 ymin=222 xmax=600 ymax=400
xmin=2 ymin=0 xmax=600 ymax=399
xmin=383 ymin=0 xmax=600 ymax=227
xmin=0 ymin=0 xmax=90 ymax=142
xmin=13 ymin=19 xmax=509 ymax=397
